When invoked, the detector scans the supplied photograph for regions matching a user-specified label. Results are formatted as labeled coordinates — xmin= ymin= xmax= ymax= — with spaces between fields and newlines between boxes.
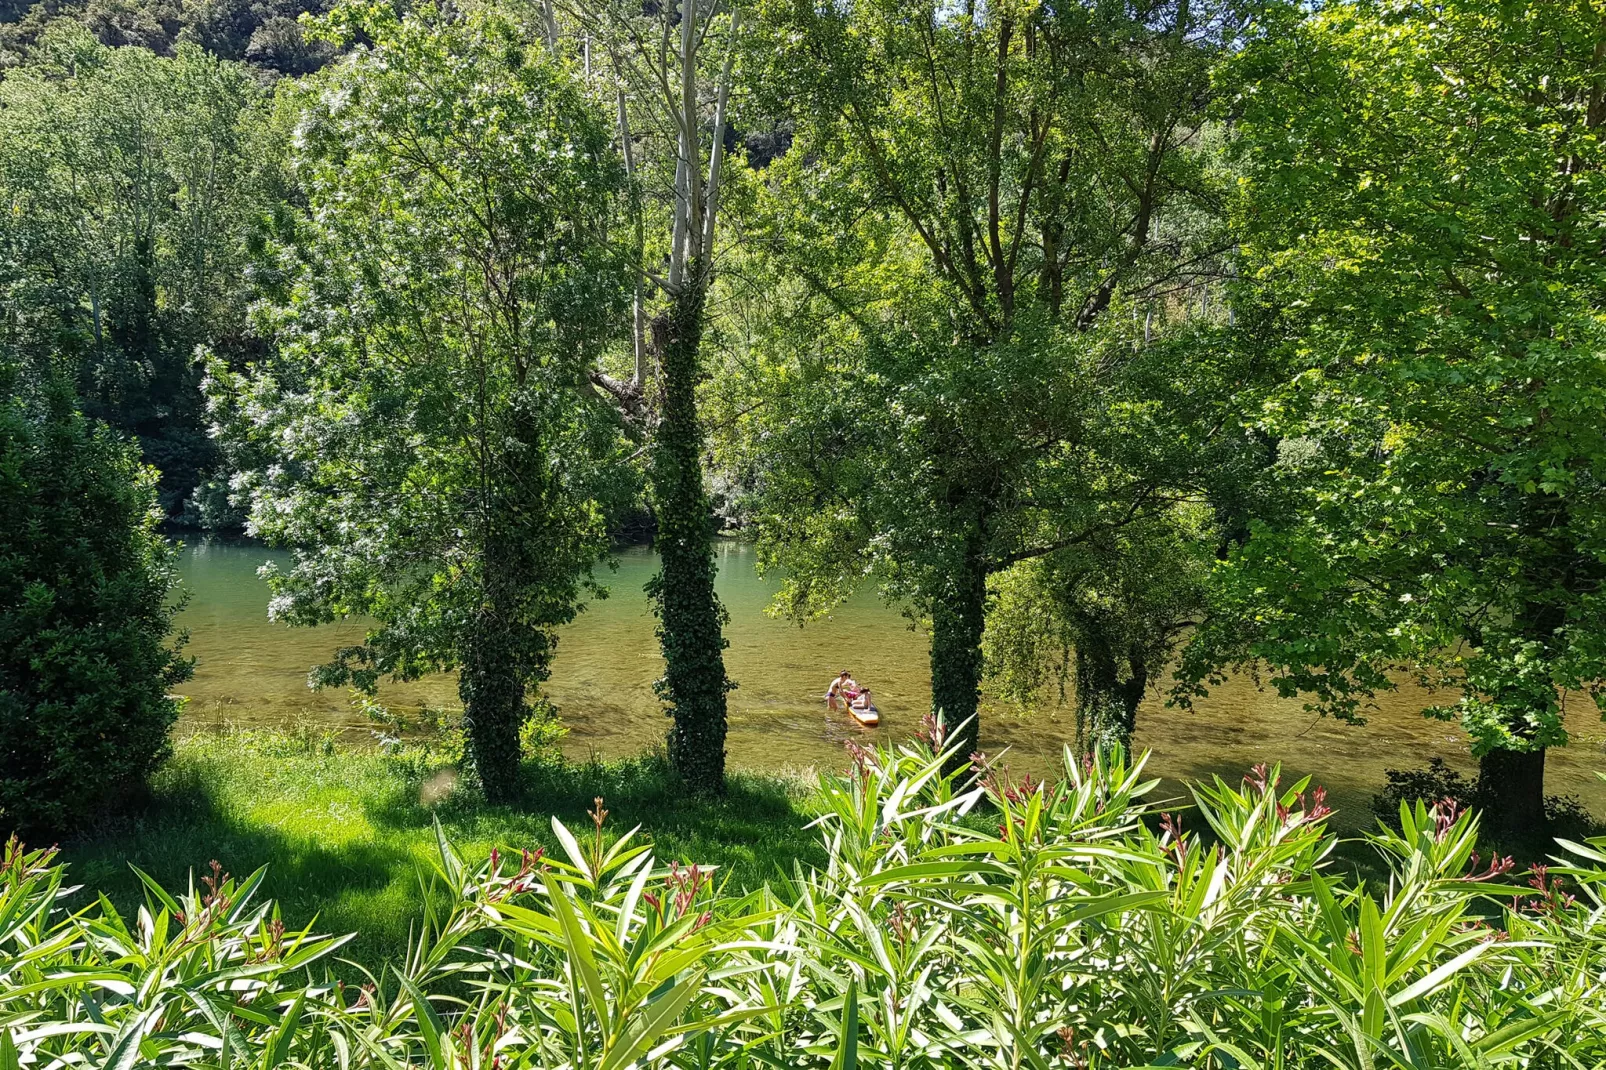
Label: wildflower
xmin=1244 ymin=762 xmax=1275 ymax=795
xmin=1056 ymin=1026 xmax=1090 ymax=1068
xmin=846 ymin=740 xmax=876 ymax=780
xmin=1458 ymin=851 xmax=1515 ymax=882
xmin=889 ymin=900 xmax=914 ymax=945
xmin=248 ymin=917 xmax=286 ymax=964
xmin=202 ymin=859 xmax=231 ymax=911
xmin=1308 ymin=785 xmax=1333 ymax=822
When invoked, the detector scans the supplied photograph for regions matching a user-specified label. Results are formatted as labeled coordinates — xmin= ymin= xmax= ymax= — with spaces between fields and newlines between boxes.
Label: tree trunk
xmin=931 ymin=544 xmax=988 ymax=772
xmin=1474 ymin=583 xmax=1563 ymax=841
xmin=1120 ymin=641 xmax=1149 ymax=742
xmin=1073 ymin=620 xmax=1142 ymax=755
xmin=651 ymin=273 xmax=730 ymax=794
xmin=459 ymin=582 xmax=524 ymax=806
xmin=1478 ymin=746 xmax=1547 ymax=842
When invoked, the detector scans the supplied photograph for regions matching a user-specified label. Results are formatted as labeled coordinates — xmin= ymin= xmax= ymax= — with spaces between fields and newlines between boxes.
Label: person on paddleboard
xmin=824 ymin=670 xmax=857 ymax=709
xmin=849 ymin=687 xmax=879 ymax=725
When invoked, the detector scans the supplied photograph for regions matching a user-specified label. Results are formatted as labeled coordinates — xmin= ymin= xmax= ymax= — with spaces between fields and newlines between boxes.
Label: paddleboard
xmin=848 ymin=705 xmax=879 ymax=727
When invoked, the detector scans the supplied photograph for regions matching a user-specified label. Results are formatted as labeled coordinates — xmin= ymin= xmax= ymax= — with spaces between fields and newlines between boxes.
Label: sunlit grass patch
xmin=61 ymin=726 xmax=822 ymax=970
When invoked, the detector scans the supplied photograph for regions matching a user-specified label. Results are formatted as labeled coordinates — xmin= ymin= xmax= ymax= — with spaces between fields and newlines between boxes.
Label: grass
xmin=57 ymin=725 xmax=1572 ymax=976
xmin=60 ymin=727 xmax=824 ymax=970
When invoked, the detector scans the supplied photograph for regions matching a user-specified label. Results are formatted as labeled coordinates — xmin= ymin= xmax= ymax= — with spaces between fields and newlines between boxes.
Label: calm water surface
xmin=174 ymin=539 xmax=1606 ymax=824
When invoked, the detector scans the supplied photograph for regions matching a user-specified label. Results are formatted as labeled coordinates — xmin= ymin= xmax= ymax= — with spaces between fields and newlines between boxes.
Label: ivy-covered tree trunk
xmin=459 ymin=556 xmax=525 ymax=805
xmin=1073 ymin=618 xmax=1146 ymax=755
xmin=931 ymin=541 xmax=989 ymax=770
xmin=651 ymin=272 xmax=731 ymax=795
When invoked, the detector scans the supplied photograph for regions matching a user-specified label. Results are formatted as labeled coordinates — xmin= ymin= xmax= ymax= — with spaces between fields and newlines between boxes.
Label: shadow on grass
xmin=368 ymin=750 xmax=825 ymax=889
xmin=58 ymin=735 xmax=823 ymax=972
xmin=63 ymin=751 xmax=432 ymax=969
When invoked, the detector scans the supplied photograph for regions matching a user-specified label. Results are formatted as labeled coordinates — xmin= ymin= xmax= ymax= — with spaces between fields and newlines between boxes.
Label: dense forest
xmin=2 ymin=0 xmax=1605 ymax=1061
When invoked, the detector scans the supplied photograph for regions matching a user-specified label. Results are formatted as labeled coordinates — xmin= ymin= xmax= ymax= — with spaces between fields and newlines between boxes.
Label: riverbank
xmin=39 ymin=728 xmax=1606 ymax=1069
xmin=62 ymin=727 xmax=824 ymax=968
xmin=60 ymin=725 xmax=1597 ymax=976
xmin=169 ymin=539 xmax=1606 ymax=821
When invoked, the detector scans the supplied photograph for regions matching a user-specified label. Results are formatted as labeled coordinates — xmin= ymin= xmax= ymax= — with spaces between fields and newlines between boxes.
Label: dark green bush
xmin=0 ymin=376 xmax=190 ymax=834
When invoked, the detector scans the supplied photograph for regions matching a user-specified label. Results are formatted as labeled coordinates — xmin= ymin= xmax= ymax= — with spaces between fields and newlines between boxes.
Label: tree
xmin=0 ymin=24 xmax=273 ymax=519
xmin=206 ymin=4 xmax=630 ymax=803
xmin=1177 ymin=0 xmax=1606 ymax=838
xmin=0 ymin=369 xmax=190 ymax=834
xmin=571 ymin=0 xmax=745 ymax=793
xmin=985 ymin=506 xmax=1215 ymax=752
xmin=734 ymin=0 xmax=1260 ymax=760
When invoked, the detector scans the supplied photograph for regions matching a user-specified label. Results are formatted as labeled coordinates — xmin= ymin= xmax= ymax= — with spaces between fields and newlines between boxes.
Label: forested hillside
xmin=1 ymin=0 xmax=331 ymax=75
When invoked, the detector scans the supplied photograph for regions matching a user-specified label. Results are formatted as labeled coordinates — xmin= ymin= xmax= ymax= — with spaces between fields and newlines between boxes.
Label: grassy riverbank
xmin=60 ymin=727 xmax=1583 ymax=977
xmin=60 ymin=728 xmax=824 ymax=969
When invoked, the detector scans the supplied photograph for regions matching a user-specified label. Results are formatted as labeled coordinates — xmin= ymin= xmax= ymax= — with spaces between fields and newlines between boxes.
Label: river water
xmin=173 ymin=538 xmax=1606 ymax=824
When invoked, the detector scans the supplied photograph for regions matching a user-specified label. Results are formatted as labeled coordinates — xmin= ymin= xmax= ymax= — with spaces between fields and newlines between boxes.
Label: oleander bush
xmin=3 ymin=727 xmax=1604 ymax=1068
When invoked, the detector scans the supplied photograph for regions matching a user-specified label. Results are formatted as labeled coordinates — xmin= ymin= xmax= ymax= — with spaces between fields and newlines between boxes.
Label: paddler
xmin=824 ymin=670 xmax=856 ymax=709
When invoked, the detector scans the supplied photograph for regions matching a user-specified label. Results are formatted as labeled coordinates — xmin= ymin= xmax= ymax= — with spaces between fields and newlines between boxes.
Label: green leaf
xmin=598 ymin=971 xmax=703 ymax=1070
xmin=260 ymin=990 xmax=306 ymax=1069
xmin=397 ymin=973 xmax=449 ymax=1068
xmin=544 ymin=873 xmax=611 ymax=1036
xmin=832 ymin=980 xmax=858 ymax=1070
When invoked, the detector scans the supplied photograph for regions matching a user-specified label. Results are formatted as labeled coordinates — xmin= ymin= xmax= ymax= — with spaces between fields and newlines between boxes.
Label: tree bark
xmin=930 ymin=541 xmax=989 ymax=772
xmin=1474 ymin=578 xmax=1565 ymax=841
xmin=1477 ymin=746 xmax=1546 ymax=841
xmin=459 ymin=571 xmax=524 ymax=805
xmin=651 ymin=274 xmax=730 ymax=794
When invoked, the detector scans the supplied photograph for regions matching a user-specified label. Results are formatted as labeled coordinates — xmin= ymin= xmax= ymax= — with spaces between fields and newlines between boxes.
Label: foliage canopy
xmin=207 ymin=3 xmax=631 ymax=801
xmin=1178 ymin=0 xmax=1606 ymax=834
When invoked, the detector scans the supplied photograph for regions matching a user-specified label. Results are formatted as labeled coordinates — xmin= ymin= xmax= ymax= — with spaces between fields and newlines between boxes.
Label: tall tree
xmin=571 ymin=0 xmax=744 ymax=793
xmin=736 ymin=0 xmax=1259 ymax=760
xmin=0 ymin=24 xmax=272 ymax=518
xmin=207 ymin=4 xmax=630 ymax=802
xmin=1178 ymin=0 xmax=1606 ymax=838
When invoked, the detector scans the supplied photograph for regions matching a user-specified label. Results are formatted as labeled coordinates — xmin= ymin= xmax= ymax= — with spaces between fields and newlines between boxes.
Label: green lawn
xmin=60 ymin=728 xmax=824 ymax=970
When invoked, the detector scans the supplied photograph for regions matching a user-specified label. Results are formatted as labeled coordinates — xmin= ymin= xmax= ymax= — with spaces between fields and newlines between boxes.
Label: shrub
xmin=2 ymin=733 xmax=1604 ymax=1067
xmin=0 ymin=378 xmax=190 ymax=834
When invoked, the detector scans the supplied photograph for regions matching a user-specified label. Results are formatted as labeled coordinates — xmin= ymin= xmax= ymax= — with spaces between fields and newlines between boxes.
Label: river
xmin=173 ymin=538 xmax=1606 ymax=824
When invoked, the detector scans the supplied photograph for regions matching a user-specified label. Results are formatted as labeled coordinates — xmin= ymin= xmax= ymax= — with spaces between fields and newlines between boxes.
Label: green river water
xmin=174 ymin=538 xmax=1606 ymax=823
